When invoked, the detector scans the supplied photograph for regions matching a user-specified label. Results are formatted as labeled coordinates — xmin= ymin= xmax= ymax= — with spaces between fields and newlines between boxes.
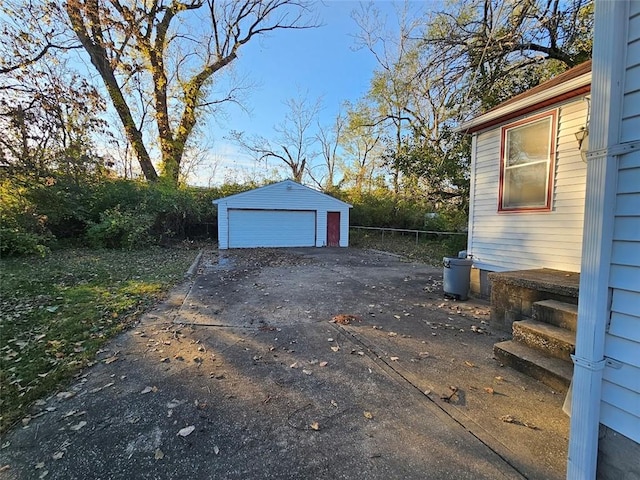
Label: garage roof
xmin=212 ymin=179 xmax=352 ymax=207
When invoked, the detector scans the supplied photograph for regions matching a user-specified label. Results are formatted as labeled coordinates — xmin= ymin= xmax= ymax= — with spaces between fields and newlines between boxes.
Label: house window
xmin=499 ymin=111 xmax=556 ymax=212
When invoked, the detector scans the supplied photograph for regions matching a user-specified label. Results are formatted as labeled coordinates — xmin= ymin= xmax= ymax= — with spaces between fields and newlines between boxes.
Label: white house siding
xmin=468 ymin=99 xmax=588 ymax=273
xmin=600 ymin=36 xmax=640 ymax=445
xmin=214 ymin=180 xmax=351 ymax=249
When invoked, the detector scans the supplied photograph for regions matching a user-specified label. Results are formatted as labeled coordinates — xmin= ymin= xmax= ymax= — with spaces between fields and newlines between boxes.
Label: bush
xmin=86 ymin=206 xmax=155 ymax=249
xmin=0 ymin=180 xmax=52 ymax=256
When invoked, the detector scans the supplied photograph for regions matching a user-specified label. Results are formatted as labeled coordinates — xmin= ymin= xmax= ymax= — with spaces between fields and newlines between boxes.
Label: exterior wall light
xmin=575 ymin=126 xmax=589 ymax=162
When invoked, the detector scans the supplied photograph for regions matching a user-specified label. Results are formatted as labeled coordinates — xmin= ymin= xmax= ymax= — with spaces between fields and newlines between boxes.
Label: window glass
xmin=501 ymin=115 xmax=554 ymax=210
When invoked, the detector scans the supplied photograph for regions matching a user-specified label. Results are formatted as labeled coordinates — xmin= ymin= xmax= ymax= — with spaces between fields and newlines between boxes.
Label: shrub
xmin=86 ymin=206 xmax=155 ymax=249
xmin=0 ymin=180 xmax=52 ymax=256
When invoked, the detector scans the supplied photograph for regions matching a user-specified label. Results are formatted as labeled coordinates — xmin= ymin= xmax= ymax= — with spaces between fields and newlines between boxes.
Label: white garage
xmin=213 ymin=180 xmax=351 ymax=249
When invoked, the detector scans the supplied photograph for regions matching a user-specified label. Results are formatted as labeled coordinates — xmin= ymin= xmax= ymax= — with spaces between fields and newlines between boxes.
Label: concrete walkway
xmin=0 ymin=248 xmax=569 ymax=479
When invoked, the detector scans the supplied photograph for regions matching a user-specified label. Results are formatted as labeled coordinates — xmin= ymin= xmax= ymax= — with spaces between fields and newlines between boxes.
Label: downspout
xmin=566 ymin=1 xmax=628 ymax=479
xmin=466 ymin=134 xmax=477 ymax=258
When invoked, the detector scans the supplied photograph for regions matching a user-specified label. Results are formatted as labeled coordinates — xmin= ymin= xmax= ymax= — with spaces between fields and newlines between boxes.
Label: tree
xmin=0 ymin=60 xmax=107 ymax=183
xmin=0 ymin=0 xmax=78 ymax=75
xmin=64 ymin=0 xmax=318 ymax=185
xmin=230 ymin=94 xmax=322 ymax=183
xmin=340 ymin=101 xmax=383 ymax=193
xmin=352 ymin=1 xmax=423 ymax=193
xmin=314 ymin=113 xmax=345 ymax=190
xmin=424 ymin=0 xmax=594 ymax=110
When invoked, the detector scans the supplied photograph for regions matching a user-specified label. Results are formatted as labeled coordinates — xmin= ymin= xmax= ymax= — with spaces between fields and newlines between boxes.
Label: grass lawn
xmin=0 ymin=247 xmax=198 ymax=433
xmin=349 ymin=228 xmax=467 ymax=265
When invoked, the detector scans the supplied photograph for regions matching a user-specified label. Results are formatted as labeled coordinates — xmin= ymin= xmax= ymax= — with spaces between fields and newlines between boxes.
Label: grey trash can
xmin=443 ymin=257 xmax=473 ymax=300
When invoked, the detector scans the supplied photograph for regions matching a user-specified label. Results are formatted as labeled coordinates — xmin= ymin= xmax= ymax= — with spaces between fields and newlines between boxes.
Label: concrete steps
xmin=493 ymin=299 xmax=577 ymax=392
xmin=512 ymin=319 xmax=575 ymax=362
xmin=532 ymin=299 xmax=578 ymax=332
xmin=494 ymin=340 xmax=573 ymax=392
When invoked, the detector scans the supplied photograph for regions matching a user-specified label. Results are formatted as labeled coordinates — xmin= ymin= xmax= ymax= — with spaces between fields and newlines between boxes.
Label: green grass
xmin=349 ymin=228 xmax=468 ymax=265
xmin=0 ymin=247 xmax=198 ymax=433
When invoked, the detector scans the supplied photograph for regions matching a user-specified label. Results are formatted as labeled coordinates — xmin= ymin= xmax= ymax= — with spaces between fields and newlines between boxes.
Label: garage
xmin=213 ymin=180 xmax=351 ymax=249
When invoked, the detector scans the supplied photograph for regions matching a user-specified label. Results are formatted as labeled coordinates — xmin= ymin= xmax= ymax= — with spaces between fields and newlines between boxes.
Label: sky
xmin=192 ymin=1 xmax=409 ymax=185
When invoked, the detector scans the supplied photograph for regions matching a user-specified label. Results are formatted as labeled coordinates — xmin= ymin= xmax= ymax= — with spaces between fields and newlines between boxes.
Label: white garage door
xmin=228 ymin=209 xmax=316 ymax=248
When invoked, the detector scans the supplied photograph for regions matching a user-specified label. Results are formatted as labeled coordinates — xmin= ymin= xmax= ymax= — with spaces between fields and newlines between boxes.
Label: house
xmin=455 ymin=61 xmax=592 ymax=299
xmin=453 ymin=62 xmax=594 ymax=396
xmin=212 ymin=179 xmax=351 ymax=249
xmin=567 ymin=1 xmax=640 ymax=478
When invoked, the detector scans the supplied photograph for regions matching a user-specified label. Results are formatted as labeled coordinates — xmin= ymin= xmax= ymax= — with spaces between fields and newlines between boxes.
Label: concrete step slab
xmin=494 ymin=340 xmax=573 ymax=392
xmin=533 ymin=299 xmax=578 ymax=332
xmin=512 ymin=319 xmax=576 ymax=362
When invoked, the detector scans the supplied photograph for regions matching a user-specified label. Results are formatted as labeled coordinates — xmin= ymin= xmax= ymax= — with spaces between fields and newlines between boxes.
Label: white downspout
xmin=466 ymin=134 xmax=477 ymax=257
xmin=566 ymin=1 xmax=628 ymax=478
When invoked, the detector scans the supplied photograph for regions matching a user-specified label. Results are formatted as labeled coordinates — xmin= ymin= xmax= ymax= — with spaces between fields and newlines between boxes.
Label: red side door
xmin=327 ymin=212 xmax=340 ymax=247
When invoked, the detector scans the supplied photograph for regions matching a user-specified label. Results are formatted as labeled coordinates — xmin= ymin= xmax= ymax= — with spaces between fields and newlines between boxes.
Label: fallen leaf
xmin=177 ymin=425 xmax=195 ymax=437
xmin=363 ymin=411 xmax=373 ymax=419
xmin=319 ymin=361 xmax=328 ymax=367
xmin=500 ymin=415 xmax=515 ymax=424
xmin=141 ymin=386 xmax=156 ymax=394
xmin=69 ymin=421 xmax=86 ymax=431
xmin=310 ymin=422 xmax=320 ymax=431
xmin=154 ymin=449 xmax=164 ymax=460
xmin=484 ymin=387 xmax=495 ymax=395
xmin=331 ymin=314 xmax=361 ymax=325
xmin=494 ymin=376 xmax=504 ymax=382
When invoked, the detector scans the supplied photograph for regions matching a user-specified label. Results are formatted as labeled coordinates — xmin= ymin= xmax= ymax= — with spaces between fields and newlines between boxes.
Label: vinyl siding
xmin=468 ymin=99 xmax=588 ymax=271
xmin=600 ymin=13 xmax=640 ymax=442
xmin=601 ymin=153 xmax=640 ymax=443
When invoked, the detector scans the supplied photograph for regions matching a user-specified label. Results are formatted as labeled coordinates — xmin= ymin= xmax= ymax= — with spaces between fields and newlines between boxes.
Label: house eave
xmin=455 ymin=72 xmax=592 ymax=134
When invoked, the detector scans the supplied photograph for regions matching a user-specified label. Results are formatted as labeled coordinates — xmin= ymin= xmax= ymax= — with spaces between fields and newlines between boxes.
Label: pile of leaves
xmin=0 ymin=247 xmax=196 ymax=432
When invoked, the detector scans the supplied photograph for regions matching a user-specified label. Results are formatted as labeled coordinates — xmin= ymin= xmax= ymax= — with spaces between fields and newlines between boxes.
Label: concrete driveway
xmin=0 ymin=248 xmax=569 ymax=479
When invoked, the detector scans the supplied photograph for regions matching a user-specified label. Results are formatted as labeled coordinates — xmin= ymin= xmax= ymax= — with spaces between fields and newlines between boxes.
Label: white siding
xmin=214 ymin=180 xmax=351 ymax=249
xmin=597 ymin=9 xmax=640 ymax=442
xmin=469 ymin=99 xmax=588 ymax=271
xmin=601 ymin=147 xmax=640 ymax=442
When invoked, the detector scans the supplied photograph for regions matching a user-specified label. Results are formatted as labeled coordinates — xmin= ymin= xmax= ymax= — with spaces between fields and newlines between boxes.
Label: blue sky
xmin=196 ymin=1 xmax=405 ymax=184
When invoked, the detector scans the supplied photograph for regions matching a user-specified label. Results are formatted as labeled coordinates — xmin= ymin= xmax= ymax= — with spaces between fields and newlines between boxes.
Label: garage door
xmin=228 ymin=209 xmax=316 ymax=248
